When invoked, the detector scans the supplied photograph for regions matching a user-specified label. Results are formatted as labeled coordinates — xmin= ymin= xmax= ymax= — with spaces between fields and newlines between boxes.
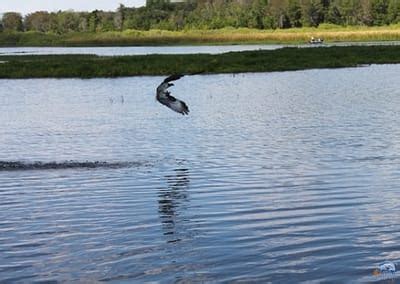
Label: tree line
xmin=1 ymin=0 xmax=400 ymax=33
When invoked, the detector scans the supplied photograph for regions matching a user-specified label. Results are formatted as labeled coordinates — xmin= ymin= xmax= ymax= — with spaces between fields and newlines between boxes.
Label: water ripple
xmin=0 ymin=160 xmax=148 ymax=171
xmin=2 ymin=66 xmax=400 ymax=282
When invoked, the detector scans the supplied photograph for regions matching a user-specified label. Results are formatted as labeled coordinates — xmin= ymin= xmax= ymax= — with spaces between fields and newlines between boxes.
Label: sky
xmin=0 ymin=0 xmax=146 ymax=15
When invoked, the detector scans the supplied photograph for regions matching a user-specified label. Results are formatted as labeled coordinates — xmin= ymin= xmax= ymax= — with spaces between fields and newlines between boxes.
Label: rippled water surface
xmin=1 ymin=65 xmax=400 ymax=282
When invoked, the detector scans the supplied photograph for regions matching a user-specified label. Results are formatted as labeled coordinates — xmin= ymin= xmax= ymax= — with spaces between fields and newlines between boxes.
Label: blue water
xmin=0 ymin=44 xmax=283 ymax=56
xmin=1 ymin=65 xmax=400 ymax=282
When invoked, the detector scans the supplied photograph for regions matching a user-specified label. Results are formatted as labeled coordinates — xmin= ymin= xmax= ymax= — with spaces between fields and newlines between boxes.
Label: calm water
xmin=0 ymin=44 xmax=284 ymax=56
xmin=1 ymin=65 xmax=400 ymax=282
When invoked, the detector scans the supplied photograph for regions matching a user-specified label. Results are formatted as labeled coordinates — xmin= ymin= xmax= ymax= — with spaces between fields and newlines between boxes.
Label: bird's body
xmin=156 ymin=74 xmax=189 ymax=115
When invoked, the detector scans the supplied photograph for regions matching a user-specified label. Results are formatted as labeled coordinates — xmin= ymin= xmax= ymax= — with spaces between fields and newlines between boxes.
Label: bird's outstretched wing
xmin=156 ymin=74 xmax=189 ymax=115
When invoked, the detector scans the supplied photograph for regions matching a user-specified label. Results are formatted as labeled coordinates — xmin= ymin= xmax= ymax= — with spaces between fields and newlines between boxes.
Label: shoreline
xmin=1 ymin=45 xmax=400 ymax=78
xmin=1 ymin=26 xmax=400 ymax=47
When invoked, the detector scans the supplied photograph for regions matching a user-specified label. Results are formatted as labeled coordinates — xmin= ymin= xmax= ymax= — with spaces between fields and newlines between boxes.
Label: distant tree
xmin=4 ymin=0 xmax=400 ymax=34
xmin=388 ymin=0 xmax=400 ymax=23
xmin=359 ymin=0 xmax=374 ymax=26
xmin=170 ymin=10 xmax=185 ymax=29
xmin=123 ymin=7 xmax=152 ymax=30
xmin=25 ymin=11 xmax=55 ymax=32
xmin=288 ymin=0 xmax=302 ymax=27
xmin=262 ymin=15 xmax=276 ymax=29
xmin=146 ymin=0 xmax=172 ymax=10
xmin=249 ymin=0 xmax=267 ymax=28
xmin=338 ymin=0 xmax=361 ymax=25
xmin=267 ymin=0 xmax=291 ymax=28
xmin=55 ymin=11 xmax=80 ymax=33
xmin=372 ymin=0 xmax=389 ymax=25
xmin=320 ymin=0 xmax=331 ymax=9
xmin=325 ymin=3 xmax=343 ymax=24
xmin=78 ymin=14 xmax=89 ymax=32
xmin=88 ymin=10 xmax=100 ymax=32
xmin=114 ymin=4 xmax=125 ymax=31
xmin=300 ymin=0 xmax=324 ymax=27
xmin=2 ymin=12 xmax=23 ymax=31
xmin=96 ymin=11 xmax=115 ymax=31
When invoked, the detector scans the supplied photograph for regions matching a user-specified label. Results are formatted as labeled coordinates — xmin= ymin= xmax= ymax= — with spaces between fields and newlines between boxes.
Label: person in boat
xmin=309 ymin=37 xmax=324 ymax=44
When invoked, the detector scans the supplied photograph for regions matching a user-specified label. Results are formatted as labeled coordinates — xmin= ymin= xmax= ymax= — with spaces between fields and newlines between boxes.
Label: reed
xmin=1 ymin=26 xmax=400 ymax=46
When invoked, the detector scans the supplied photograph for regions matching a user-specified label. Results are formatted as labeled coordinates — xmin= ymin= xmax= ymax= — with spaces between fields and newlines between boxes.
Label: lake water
xmin=1 ymin=65 xmax=400 ymax=282
xmin=0 ymin=44 xmax=284 ymax=56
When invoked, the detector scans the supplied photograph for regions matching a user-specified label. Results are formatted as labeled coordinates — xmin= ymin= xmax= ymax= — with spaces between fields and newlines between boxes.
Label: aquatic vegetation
xmin=1 ymin=45 xmax=400 ymax=78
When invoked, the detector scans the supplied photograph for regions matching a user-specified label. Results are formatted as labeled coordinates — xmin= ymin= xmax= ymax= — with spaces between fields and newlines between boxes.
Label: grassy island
xmin=1 ymin=45 xmax=400 ymax=78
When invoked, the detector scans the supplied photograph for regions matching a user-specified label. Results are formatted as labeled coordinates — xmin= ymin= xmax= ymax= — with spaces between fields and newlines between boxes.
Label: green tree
xmin=96 ymin=12 xmax=114 ymax=31
xmin=288 ymin=0 xmax=302 ymax=27
xmin=301 ymin=0 xmax=324 ymax=27
xmin=123 ymin=7 xmax=154 ymax=30
xmin=359 ymin=0 xmax=374 ymax=25
xmin=249 ymin=0 xmax=266 ymax=28
xmin=78 ymin=14 xmax=89 ymax=32
xmin=56 ymin=11 xmax=80 ymax=33
xmin=372 ymin=0 xmax=389 ymax=25
xmin=267 ymin=0 xmax=290 ymax=28
xmin=2 ymin=12 xmax=23 ymax=31
xmin=326 ymin=3 xmax=343 ymax=24
xmin=25 ymin=11 xmax=55 ymax=32
xmin=88 ymin=11 xmax=100 ymax=32
xmin=388 ymin=0 xmax=400 ymax=23
xmin=114 ymin=4 xmax=125 ymax=31
xmin=338 ymin=0 xmax=361 ymax=25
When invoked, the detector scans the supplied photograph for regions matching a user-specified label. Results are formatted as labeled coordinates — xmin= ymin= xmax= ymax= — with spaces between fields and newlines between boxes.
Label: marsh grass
xmin=1 ymin=26 xmax=400 ymax=46
xmin=1 ymin=45 xmax=400 ymax=78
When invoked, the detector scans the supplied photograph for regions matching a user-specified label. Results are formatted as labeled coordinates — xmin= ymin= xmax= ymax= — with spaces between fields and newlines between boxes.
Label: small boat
xmin=309 ymin=37 xmax=324 ymax=44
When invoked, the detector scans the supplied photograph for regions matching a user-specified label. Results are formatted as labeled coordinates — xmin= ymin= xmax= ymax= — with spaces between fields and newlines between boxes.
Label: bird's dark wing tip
xmin=181 ymin=101 xmax=189 ymax=115
xmin=163 ymin=74 xmax=184 ymax=83
xmin=163 ymin=71 xmax=205 ymax=83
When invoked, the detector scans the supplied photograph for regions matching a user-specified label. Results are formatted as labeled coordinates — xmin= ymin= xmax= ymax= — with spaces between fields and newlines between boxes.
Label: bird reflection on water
xmin=158 ymin=168 xmax=190 ymax=244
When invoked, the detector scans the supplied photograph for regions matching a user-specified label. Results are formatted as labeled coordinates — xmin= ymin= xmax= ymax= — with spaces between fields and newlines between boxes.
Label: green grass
xmin=1 ymin=45 xmax=400 ymax=78
xmin=2 ymin=26 xmax=400 ymax=47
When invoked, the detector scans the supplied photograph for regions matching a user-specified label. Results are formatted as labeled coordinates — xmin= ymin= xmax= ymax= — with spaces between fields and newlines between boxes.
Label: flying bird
xmin=156 ymin=74 xmax=189 ymax=115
